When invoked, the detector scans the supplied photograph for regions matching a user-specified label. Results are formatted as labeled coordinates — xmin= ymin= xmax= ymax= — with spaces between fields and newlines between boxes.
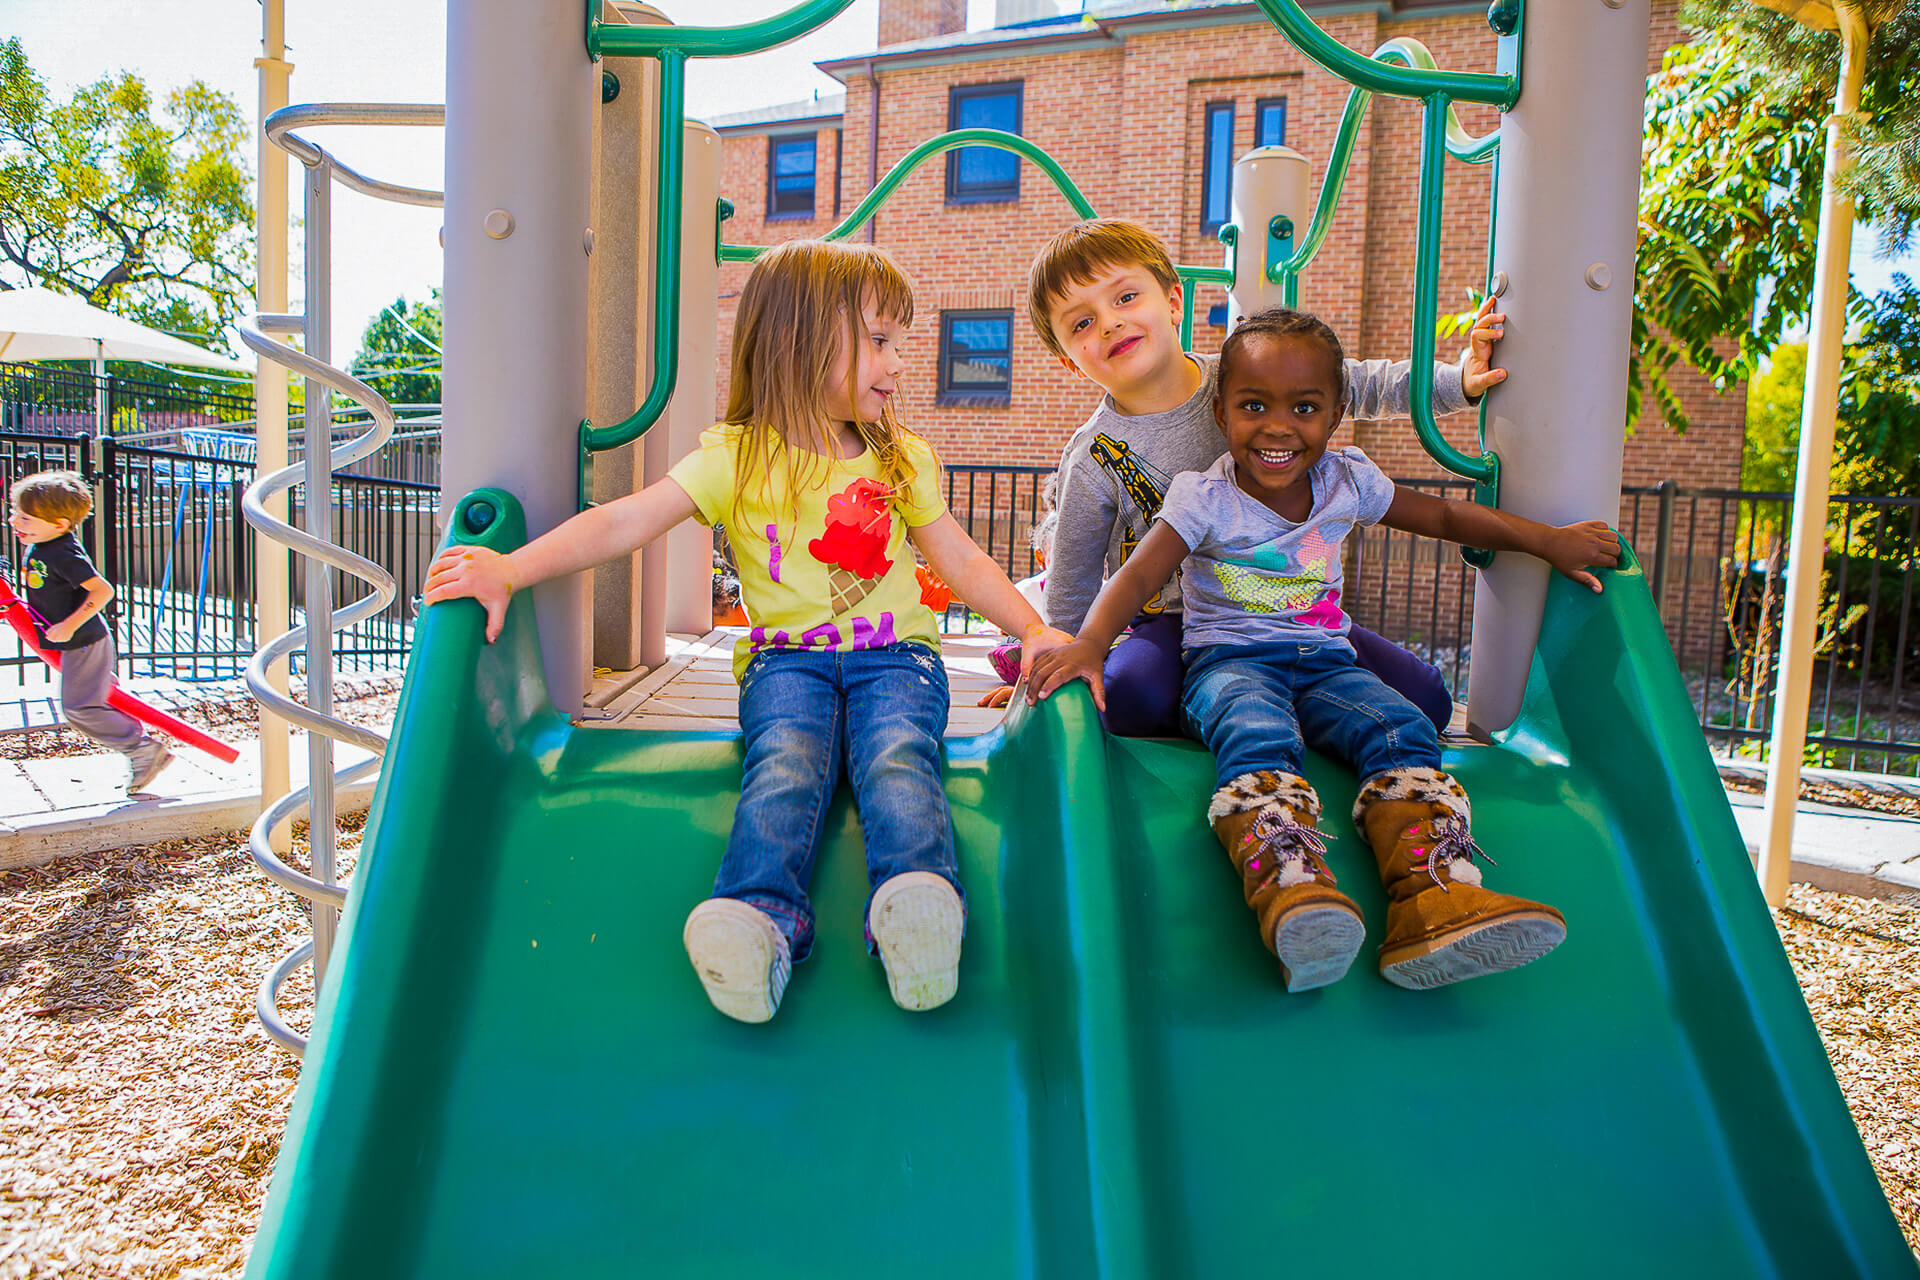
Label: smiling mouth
xmin=1107 ymin=336 xmax=1140 ymax=359
xmin=1252 ymin=447 xmax=1299 ymax=467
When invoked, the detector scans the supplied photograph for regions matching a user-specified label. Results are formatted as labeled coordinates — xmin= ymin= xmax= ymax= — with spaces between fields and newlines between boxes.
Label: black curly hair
xmin=1217 ymin=307 xmax=1346 ymax=402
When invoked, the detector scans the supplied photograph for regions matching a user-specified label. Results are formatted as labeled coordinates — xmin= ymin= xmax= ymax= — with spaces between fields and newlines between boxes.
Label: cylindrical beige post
xmin=1226 ymin=146 xmax=1310 ymax=325
xmin=254 ymin=0 xmax=294 ymax=851
xmin=660 ymin=120 xmax=721 ymax=640
xmin=1759 ymin=2 xmax=1870 ymax=907
xmin=588 ymin=2 xmax=667 ymax=673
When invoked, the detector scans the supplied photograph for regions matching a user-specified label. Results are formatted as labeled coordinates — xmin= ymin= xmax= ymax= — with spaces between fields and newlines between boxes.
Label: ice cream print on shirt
xmin=1208 ymin=523 xmax=1349 ymax=630
xmin=809 ymin=477 xmax=894 ymax=614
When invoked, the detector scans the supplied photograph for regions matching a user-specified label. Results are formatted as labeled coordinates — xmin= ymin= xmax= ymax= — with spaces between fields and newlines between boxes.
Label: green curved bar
xmin=1251 ymin=0 xmax=1517 ymax=109
xmin=1279 ymin=38 xmax=1498 ymax=299
xmin=584 ymin=50 xmax=687 ymax=454
xmin=592 ymin=0 xmax=856 ymax=60
xmin=835 ymin=129 xmax=1097 ymax=242
xmin=1406 ymin=94 xmax=1497 ymax=487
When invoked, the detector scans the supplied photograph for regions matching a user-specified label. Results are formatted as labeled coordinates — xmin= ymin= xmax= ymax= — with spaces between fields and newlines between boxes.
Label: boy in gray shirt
xmin=1030 ymin=308 xmax=1618 ymax=995
xmin=1028 ymin=218 xmax=1506 ymax=736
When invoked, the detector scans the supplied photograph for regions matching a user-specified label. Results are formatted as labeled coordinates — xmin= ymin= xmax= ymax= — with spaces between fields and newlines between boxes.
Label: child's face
xmin=823 ymin=295 xmax=908 ymax=426
xmin=7 ymin=504 xmax=71 ymax=544
xmin=1214 ymin=333 xmax=1344 ymax=517
xmin=1045 ymin=264 xmax=1185 ymax=395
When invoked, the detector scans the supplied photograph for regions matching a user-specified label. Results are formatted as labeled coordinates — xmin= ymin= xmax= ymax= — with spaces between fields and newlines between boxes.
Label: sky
xmin=4 ymin=0 xmax=1913 ymax=366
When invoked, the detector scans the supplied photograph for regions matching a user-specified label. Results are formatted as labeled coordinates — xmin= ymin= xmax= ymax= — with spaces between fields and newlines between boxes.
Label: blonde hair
xmin=9 ymin=470 xmax=92 ymax=525
xmin=723 ymin=239 xmax=923 ymax=528
xmin=1026 ymin=219 xmax=1181 ymax=361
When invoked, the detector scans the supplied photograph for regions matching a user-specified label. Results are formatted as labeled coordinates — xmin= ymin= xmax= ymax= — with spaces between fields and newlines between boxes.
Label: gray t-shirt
xmin=1043 ymin=352 xmax=1467 ymax=634
xmin=1157 ymin=446 xmax=1397 ymax=652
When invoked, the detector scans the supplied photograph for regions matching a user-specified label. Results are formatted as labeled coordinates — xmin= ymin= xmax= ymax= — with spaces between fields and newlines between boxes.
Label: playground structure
xmin=235 ymin=2 xmax=1916 ymax=1276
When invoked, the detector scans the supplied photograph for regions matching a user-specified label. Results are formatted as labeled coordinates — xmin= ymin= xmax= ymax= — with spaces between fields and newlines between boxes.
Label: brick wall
xmin=877 ymin=0 xmax=966 ymax=49
xmin=709 ymin=0 xmax=1741 ymax=664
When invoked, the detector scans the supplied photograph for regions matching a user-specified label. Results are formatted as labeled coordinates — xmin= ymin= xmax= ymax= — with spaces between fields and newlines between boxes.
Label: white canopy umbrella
xmin=0 ymin=286 xmax=241 ymax=369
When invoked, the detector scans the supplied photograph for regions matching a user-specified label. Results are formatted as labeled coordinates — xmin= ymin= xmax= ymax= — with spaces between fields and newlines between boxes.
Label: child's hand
xmin=1026 ymin=637 xmax=1108 ymax=710
xmin=42 ymin=618 xmax=78 ymax=645
xmin=423 ymin=546 xmax=517 ymax=643
xmin=977 ymin=684 xmax=1014 ymax=709
xmin=1545 ymin=521 xmax=1620 ymax=593
xmin=1461 ymin=295 xmax=1508 ymax=400
xmin=1017 ymin=623 xmax=1074 ymax=680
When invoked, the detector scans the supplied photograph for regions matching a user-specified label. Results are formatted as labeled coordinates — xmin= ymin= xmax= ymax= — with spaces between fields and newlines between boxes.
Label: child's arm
xmin=1348 ymin=296 xmax=1507 ymax=417
xmin=1027 ymin=521 xmax=1189 ymax=709
xmin=1040 ymin=457 xmax=1118 ymax=635
xmin=1380 ymin=489 xmax=1620 ymax=592
xmin=423 ymin=476 xmax=700 ymax=642
xmin=910 ymin=515 xmax=1073 ymax=679
xmin=42 ymin=576 xmax=113 ymax=645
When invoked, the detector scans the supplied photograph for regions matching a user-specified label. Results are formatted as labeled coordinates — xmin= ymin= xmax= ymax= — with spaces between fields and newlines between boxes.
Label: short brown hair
xmin=9 ymin=470 xmax=92 ymax=525
xmin=1026 ymin=219 xmax=1181 ymax=361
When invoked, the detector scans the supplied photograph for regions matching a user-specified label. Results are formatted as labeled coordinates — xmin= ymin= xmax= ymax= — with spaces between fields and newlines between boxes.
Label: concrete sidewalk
xmin=1725 ymin=788 xmax=1920 ymax=900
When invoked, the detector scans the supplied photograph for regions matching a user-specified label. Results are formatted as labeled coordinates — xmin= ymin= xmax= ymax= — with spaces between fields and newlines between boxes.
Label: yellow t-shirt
xmin=668 ymin=424 xmax=948 ymax=680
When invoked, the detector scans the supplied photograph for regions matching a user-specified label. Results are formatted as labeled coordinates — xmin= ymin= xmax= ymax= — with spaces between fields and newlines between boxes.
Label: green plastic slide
xmin=245 ymin=491 xmax=1914 ymax=1278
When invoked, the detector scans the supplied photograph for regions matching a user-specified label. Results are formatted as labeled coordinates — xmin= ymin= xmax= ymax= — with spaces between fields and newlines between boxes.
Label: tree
xmin=0 ymin=38 xmax=253 ymax=346
xmin=1743 ymin=341 xmax=1806 ymax=494
xmin=1631 ymin=1 xmax=1920 ymax=431
xmin=348 ymin=292 xmax=443 ymax=410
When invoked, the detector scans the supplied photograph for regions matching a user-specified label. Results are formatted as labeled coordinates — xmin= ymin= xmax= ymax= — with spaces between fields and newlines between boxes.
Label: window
xmin=938 ymin=310 xmax=1013 ymax=403
xmin=1256 ymin=97 xmax=1287 ymax=148
xmin=768 ymin=134 xmax=816 ymax=219
xmin=947 ymin=83 xmax=1023 ymax=204
xmin=1201 ymin=101 xmax=1234 ymax=232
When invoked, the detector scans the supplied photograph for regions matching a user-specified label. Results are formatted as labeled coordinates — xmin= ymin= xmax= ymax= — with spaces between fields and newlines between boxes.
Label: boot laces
xmin=1246 ymin=809 xmax=1333 ymax=885
xmin=1411 ymin=817 xmax=1496 ymax=893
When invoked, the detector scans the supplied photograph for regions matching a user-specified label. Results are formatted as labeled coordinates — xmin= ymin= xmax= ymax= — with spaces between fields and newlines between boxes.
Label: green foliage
xmin=349 ymin=292 xmax=443 ymax=409
xmin=0 ymin=38 xmax=253 ymax=345
xmin=1633 ymin=4 xmax=1920 ymax=432
xmin=1835 ymin=273 xmax=1920 ymax=501
xmin=1743 ymin=341 xmax=1805 ymax=494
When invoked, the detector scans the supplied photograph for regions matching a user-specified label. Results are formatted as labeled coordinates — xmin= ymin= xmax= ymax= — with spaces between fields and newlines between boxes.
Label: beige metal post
xmin=1759 ymin=0 xmax=1870 ymax=906
xmin=661 ymin=119 xmax=720 ymax=640
xmin=254 ymin=0 xmax=294 ymax=852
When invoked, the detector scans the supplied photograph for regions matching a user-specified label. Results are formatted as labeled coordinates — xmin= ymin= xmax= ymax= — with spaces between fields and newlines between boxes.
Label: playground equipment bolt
xmin=484 ymin=209 xmax=515 ymax=239
xmin=1585 ymin=262 xmax=1613 ymax=290
xmin=464 ymin=501 xmax=498 ymax=535
xmin=584 ymin=228 xmax=596 ymax=256
xmin=602 ymin=70 xmax=621 ymax=103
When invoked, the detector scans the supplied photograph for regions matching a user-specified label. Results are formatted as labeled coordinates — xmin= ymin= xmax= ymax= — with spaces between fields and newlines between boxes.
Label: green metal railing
xmin=716 ymin=128 xmax=1233 ymax=351
xmin=575 ymin=0 xmax=1519 ymax=521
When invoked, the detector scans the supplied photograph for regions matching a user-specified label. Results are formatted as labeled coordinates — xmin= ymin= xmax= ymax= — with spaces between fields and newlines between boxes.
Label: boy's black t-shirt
xmin=22 ymin=533 xmax=109 ymax=651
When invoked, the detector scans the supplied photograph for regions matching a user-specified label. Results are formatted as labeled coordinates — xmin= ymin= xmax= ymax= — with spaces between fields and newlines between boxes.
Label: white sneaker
xmin=683 ymin=898 xmax=790 ymax=1023
xmin=868 ymin=872 xmax=965 ymax=1013
xmin=126 ymin=739 xmax=175 ymax=793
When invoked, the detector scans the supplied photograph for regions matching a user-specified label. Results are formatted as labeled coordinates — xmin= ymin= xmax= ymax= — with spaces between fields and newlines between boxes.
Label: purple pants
xmin=1101 ymin=612 xmax=1455 ymax=738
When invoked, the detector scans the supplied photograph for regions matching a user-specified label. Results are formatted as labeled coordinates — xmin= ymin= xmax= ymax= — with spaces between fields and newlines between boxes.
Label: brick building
xmin=706 ymin=0 xmax=1742 ymax=656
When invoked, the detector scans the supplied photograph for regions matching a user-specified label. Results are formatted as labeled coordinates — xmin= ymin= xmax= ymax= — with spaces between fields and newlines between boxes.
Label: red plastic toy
xmin=0 ymin=573 xmax=240 ymax=763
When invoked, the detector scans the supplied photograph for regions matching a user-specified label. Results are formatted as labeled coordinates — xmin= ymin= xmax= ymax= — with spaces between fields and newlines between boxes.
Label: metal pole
xmin=255 ymin=0 xmax=295 ymax=854
xmin=1760 ymin=1 xmax=1870 ymax=907
xmin=1467 ymin=0 xmax=1647 ymax=735
xmin=303 ymin=159 xmax=338 ymax=981
xmin=443 ymin=0 xmax=596 ymax=711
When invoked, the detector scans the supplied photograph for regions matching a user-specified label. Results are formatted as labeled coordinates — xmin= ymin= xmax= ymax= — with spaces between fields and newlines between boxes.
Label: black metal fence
xmin=1 ymin=430 xmax=436 ymax=691
xmin=0 ymin=360 xmax=253 ymax=438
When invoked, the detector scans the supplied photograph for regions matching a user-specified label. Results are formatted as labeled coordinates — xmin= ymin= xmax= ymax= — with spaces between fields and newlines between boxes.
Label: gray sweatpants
xmin=60 ymin=635 xmax=145 ymax=753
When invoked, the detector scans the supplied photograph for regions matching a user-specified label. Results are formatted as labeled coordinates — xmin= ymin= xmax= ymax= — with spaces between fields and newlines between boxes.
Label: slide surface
xmin=244 ymin=492 xmax=1914 ymax=1279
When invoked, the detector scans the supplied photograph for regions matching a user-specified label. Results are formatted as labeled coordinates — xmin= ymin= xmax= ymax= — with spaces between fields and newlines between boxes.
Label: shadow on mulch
xmin=0 ymin=849 xmax=199 ymax=1019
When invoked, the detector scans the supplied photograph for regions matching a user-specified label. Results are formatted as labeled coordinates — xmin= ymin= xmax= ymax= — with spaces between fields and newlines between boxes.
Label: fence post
xmin=1651 ymin=478 xmax=1677 ymax=610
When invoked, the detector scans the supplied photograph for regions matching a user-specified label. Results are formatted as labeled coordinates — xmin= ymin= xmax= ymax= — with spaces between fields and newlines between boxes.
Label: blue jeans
xmin=1181 ymin=641 xmax=1441 ymax=790
xmin=716 ymin=644 xmax=961 ymax=963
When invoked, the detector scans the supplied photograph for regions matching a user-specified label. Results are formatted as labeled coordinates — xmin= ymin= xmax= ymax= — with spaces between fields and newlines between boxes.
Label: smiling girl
xmin=1029 ymin=307 xmax=1619 ymax=994
xmin=425 ymin=239 xmax=1069 ymax=1022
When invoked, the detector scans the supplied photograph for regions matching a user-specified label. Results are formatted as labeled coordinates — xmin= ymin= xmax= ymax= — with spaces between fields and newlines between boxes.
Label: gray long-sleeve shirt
xmin=1042 ymin=352 xmax=1469 ymax=634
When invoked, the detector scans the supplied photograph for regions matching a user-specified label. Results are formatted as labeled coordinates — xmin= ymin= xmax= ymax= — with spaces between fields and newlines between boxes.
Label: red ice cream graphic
xmin=809 ymin=477 xmax=895 ymax=615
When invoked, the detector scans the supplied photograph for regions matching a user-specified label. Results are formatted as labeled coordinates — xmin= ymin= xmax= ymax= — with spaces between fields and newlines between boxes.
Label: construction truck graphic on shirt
xmin=1088 ymin=432 xmax=1177 ymax=616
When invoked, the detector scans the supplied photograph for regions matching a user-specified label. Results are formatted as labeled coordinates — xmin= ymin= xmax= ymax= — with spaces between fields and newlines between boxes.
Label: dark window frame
xmin=945 ymin=82 xmax=1024 ymax=205
xmin=937 ymin=309 xmax=1014 ymax=406
xmin=1256 ymin=96 xmax=1288 ymax=148
xmin=766 ymin=132 xmax=817 ymax=221
xmin=1201 ymin=100 xmax=1235 ymax=233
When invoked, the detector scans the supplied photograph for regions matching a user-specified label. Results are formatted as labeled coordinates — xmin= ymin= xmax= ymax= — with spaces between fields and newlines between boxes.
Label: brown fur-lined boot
xmin=1353 ymin=767 xmax=1566 ymax=990
xmin=1209 ymin=771 xmax=1365 ymax=992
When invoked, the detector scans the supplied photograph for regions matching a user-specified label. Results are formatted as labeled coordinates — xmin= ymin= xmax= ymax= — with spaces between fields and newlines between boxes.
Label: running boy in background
xmin=7 ymin=471 xmax=174 ymax=792
xmin=1029 ymin=308 xmax=1618 ymax=991
xmin=1030 ymin=218 xmax=1507 ymax=737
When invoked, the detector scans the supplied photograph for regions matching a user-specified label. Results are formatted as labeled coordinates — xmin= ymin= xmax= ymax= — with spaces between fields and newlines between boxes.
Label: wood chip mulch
xmin=2 ymin=835 xmax=1915 ymax=1275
